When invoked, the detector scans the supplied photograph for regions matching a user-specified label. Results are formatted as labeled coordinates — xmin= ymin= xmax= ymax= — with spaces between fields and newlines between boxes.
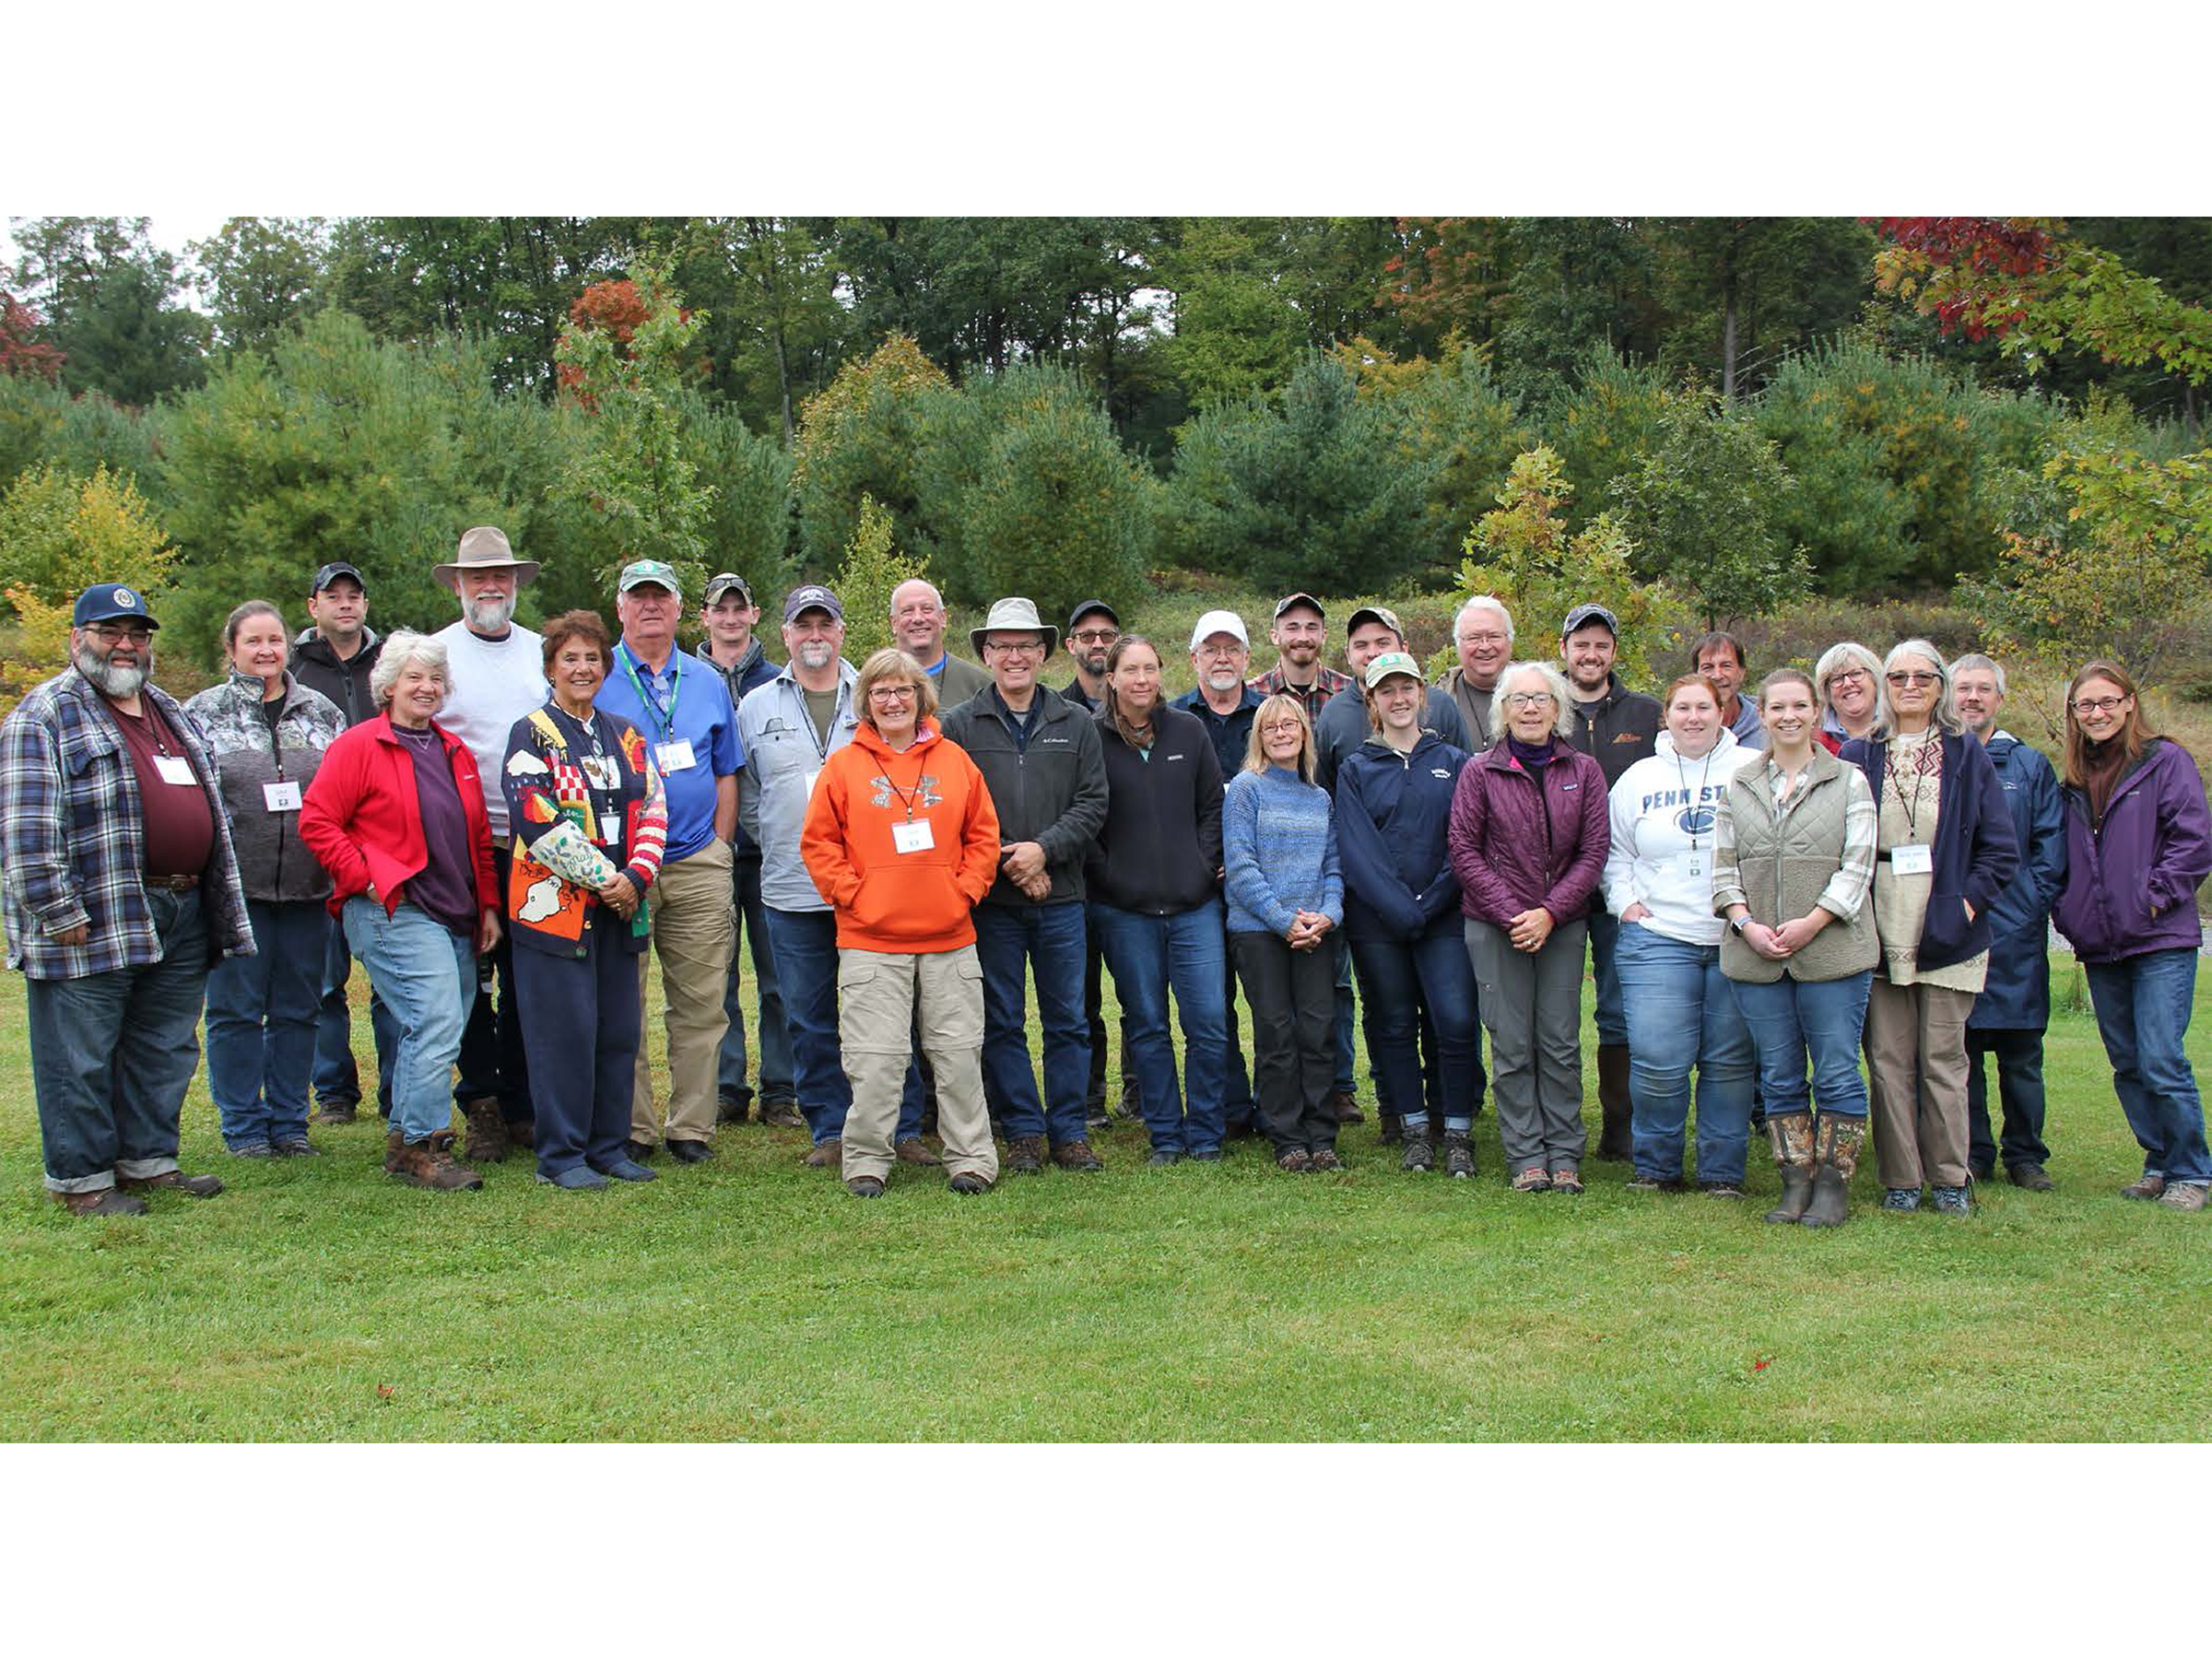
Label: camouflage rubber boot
xmin=1762 ymin=1112 xmax=1816 ymax=1225
xmin=1800 ymin=1115 xmax=1865 ymax=1230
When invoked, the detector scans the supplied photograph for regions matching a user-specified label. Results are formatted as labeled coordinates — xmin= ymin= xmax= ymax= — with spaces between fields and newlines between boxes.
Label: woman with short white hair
xmin=301 ymin=628 xmax=502 ymax=1193
xmin=1448 ymin=660 xmax=1610 ymax=1193
xmin=1815 ymin=641 xmax=1883 ymax=753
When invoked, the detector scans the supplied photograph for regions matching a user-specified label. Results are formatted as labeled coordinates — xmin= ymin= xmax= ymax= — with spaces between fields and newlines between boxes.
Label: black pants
xmin=1230 ymin=931 xmax=1337 ymax=1155
xmin=456 ymin=845 xmax=531 ymax=1124
xmin=1966 ymin=1026 xmax=2051 ymax=1171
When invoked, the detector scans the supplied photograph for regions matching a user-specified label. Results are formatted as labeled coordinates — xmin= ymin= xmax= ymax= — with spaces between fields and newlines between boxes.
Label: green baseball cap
xmin=618 ymin=559 xmax=682 ymax=599
xmin=1363 ymin=650 xmax=1424 ymax=690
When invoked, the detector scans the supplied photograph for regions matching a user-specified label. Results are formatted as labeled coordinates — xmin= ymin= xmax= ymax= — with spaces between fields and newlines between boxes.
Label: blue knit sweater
xmin=1223 ymin=764 xmax=1343 ymax=935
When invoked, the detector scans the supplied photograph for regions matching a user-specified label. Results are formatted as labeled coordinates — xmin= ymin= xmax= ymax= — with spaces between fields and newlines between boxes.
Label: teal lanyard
xmin=618 ymin=644 xmax=681 ymax=738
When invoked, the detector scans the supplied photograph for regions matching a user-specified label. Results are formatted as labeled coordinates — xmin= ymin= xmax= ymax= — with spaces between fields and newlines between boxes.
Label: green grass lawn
xmin=1 ymin=952 xmax=2206 ymax=1441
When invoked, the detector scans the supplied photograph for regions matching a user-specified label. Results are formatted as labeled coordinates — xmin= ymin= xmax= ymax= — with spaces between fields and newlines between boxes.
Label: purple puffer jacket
xmin=1447 ymin=738 xmax=1610 ymax=926
xmin=2053 ymin=737 xmax=2212 ymax=963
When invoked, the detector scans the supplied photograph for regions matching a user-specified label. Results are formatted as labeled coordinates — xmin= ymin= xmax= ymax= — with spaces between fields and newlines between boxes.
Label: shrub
xmin=832 ymin=494 xmax=930 ymax=665
xmin=0 ymin=462 xmax=176 ymax=615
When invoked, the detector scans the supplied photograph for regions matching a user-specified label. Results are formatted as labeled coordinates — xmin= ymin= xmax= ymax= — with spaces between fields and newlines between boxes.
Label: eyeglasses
xmin=1459 ymin=632 xmax=1508 ymax=648
xmin=2072 ymin=696 xmax=2129 ymax=716
xmin=1886 ymin=670 xmax=1941 ymax=688
xmin=88 ymin=624 xmax=155 ymax=644
xmin=1258 ymin=722 xmax=1304 ymax=737
xmin=984 ymin=639 xmax=1046 ymax=657
xmin=1070 ymin=629 xmax=1119 ymax=645
xmin=1829 ymin=667 xmax=1872 ymax=688
xmin=867 ymin=686 xmax=918 ymax=705
xmin=1503 ymin=691 xmax=1554 ymax=708
xmin=1198 ymin=643 xmax=1245 ymax=659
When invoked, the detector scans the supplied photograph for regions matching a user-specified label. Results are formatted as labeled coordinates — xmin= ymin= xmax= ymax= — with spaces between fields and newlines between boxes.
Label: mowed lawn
xmin=1 ymin=951 xmax=2207 ymax=1442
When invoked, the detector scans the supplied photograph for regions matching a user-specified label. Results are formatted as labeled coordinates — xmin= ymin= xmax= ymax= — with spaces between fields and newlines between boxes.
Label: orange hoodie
xmin=800 ymin=719 xmax=1001 ymax=952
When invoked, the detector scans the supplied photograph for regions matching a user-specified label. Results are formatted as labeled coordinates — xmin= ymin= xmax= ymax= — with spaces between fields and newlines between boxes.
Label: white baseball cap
xmin=1190 ymin=608 xmax=1250 ymax=651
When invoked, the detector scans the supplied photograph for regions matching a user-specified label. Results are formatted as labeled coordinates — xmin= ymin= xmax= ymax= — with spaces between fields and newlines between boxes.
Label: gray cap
xmin=970 ymin=595 xmax=1059 ymax=658
xmin=1562 ymin=602 xmax=1619 ymax=639
xmin=782 ymin=584 xmax=844 ymax=624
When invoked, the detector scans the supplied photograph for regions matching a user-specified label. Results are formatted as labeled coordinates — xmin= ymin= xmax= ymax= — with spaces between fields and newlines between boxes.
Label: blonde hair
xmin=1242 ymin=693 xmax=1317 ymax=783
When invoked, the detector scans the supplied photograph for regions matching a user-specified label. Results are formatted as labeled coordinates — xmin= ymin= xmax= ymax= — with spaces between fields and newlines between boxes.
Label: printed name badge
xmin=262 ymin=780 xmax=302 ymax=812
xmin=892 ymin=818 xmax=935 ymax=854
xmin=655 ymin=738 xmax=697 ymax=772
xmin=152 ymin=754 xmax=196 ymax=786
xmin=1677 ymin=850 xmax=1707 ymax=880
xmin=1891 ymin=843 xmax=1934 ymax=876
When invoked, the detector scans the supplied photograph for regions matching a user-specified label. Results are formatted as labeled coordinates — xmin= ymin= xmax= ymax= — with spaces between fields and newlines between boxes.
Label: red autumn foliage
xmin=1866 ymin=218 xmax=2057 ymax=342
xmin=0 ymin=292 xmax=66 ymax=383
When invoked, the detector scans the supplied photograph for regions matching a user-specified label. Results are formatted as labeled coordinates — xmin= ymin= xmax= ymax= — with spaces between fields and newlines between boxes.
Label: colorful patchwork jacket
xmin=499 ymin=700 xmax=667 ymax=959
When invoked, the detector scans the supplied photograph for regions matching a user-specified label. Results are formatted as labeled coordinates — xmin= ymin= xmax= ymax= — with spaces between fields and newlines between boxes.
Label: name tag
xmin=1891 ymin=843 xmax=1934 ymax=876
xmin=655 ymin=739 xmax=697 ymax=772
xmin=152 ymin=754 xmax=196 ymax=787
xmin=891 ymin=818 xmax=935 ymax=854
xmin=1676 ymin=850 xmax=1707 ymax=881
xmin=263 ymin=780 xmax=302 ymax=812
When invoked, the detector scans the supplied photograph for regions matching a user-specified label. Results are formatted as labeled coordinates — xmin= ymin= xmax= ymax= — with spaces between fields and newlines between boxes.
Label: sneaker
xmin=759 ymin=1099 xmax=806 ymax=1130
xmin=227 ymin=1141 xmax=274 ymax=1159
xmin=1308 ymin=1148 xmax=1343 ymax=1172
xmin=1086 ymin=1106 xmax=1114 ymax=1134
xmin=1625 ymin=1173 xmax=1683 ymax=1194
xmin=310 ymin=1100 xmax=358 ymax=1125
xmin=2157 ymin=1182 xmax=2208 ymax=1212
xmin=1512 ymin=1166 xmax=1552 ymax=1194
xmin=273 ymin=1138 xmax=321 ymax=1158
xmin=2006 ymin=1162 xmax=2054 ymax=1192
xmin=594 ymin=1158 xmax=658 ymax=1182
xmin=845 ymin=1175 xmax=885 ymax=1198
xmin=803 ymin=1138 xmax=844 ymax=1169
xmin=1549 ymin=1165 xmax=1583 ymax=1195
xmin=1276 ymin=1148 xmax=1312 ymax=1173
xmin=1441 ymin=1131 xmax=1476 ymax=1180
xmin=1882 ymin=1187 xmax=1924 ymax=1211
xmin=1005 ymin=1135 xmax=1047 ymax=1174
xmin=948 ymin=1171 xmax=993 ymax=1195
xmin=1053 ymin=1139 xmax=1105 ymax=1172
xmin=1930 ymin=1184 xmax=1972 ymax=1215
xmin=1700 ymin=1182 xmax=1746 ymax=1200
xmin=1400 ymin=1131 xmax=1435 ymax=1173
xmin=2120 ymin=1172 xmax=2167 ymax=1201
xmin=537 ymin=1166 xmax=611 ymax=1191
xmin=1147 ymin=1149 xmax=1183 ymax=1168
xmin=1113 ymin=1080 xmax=1145 ymax=1122
xmin=1187 ymin=1147 xmax=1223 ymax=1162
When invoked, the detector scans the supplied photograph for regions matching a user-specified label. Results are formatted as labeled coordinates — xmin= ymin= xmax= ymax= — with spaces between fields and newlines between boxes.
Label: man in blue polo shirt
xmin=595 ymin=559 xmax=745 ymax=1164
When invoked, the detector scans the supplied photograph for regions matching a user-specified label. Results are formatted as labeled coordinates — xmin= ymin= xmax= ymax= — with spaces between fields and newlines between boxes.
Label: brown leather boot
xmin=384 ymin=1129 xmax=406 ymax=1173
xmin=1594 ymin=1043 xmax=1633 ymax=1161
xmin=460 ymin=1097 xmax=510 ymax=1163
xmin=56 ymin=1188 xmax=148 ymax=1217
xmin=390 ymin=1131 xmax=484 ymax=1192
xmin=1762 ymin=1113 xmax=1816 ymax=1224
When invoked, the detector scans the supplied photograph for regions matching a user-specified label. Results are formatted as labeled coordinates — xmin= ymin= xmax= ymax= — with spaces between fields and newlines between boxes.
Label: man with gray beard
xmin=2 ymin=583 xmax=253 ymax=1215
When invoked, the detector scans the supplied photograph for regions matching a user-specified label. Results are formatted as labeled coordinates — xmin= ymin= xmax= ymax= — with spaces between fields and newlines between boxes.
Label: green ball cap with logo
xmin=618 ymin=559 xmax=683 ymax=600
xmin=1363 ymin=651 xmax=1423 ymax=690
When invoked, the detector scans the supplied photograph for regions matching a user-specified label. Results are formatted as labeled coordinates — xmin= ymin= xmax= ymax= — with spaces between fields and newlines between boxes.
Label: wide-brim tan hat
xmin=432 ymin=524 xmax=541 ymax=586
xmin=969 ymin=595 xmax=1058 ymax=658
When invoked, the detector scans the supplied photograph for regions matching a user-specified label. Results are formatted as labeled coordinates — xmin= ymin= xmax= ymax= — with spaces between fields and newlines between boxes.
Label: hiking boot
xmin=1762 ymin=1114 xmax=1817 ymax=1224
xmin=759 ymin=1099 xmax=806 ymax=1130
xmin=1628 ymin=1173 xmax=1688 ymax=1194
xmin=273 ymin=1138 xmax=321 ymax=1158
xmin=1549 ymin=1165 xmax=1583 ymax=1195
xmin=845 ymin=1175 xmax=885 ymax=1198
xmin=460 ymin=1098 xmax=511 ymax=1164
xmin=803 ymin=1138 xmax=843 ymax=1169
xmin=1329 ymin=1090 xmax=1365 ymax=1125
xmin=56 ymin=1188 xmax=147 ymax=1217
xmin=1147 ymin=1149 xmax=1183 ymax=1168
xmin=1053 ymin=1139 xmax=1105 ymax=1172
xmin=390 ymin=1133 xmax=483 ymax=1192
xmin=1441 ymin=1131 xmax=1477 ymax=1180
xmin=1594 ymin=1042 xmax=1632 ymax=1161
xmin=1882 ymin=1188 xmax=1923 ymax=1211
xmin=897 ymin=1138 xmax=943 ymax=1168
xmin=1276 ymin=1148 xmax=1312 ymax=1173
xmin=2007 ymin=1161 xmax=2054 ymax=1192
xmin=228 ymin=1141 xmax=274 ymax=1159
xmin=948 ymin=1171 xmax=993 ymax=1195
xmin=118 ymin=1171 xmax=224 ymax=1198
xmin=1308 ymin=1148 xmax=1343 ymax=1172
xmin=310 ymin=1100 xmax=358 ymax=1125
xmin=1400 ymin=1124 xmax=1435 ymax=1173
xmin=1700 ymin=1182 xmax=1746 ymax=1200
xmin=2120 ymin=1172 xmax=2166 ymax=1201
xmin=1006 ymin=1136 xmax=1047 ymax=1174
xmin=506 ymin=1116 xmax=535 ymax=1151
xmin=716 ymin=1092 xmax=750 ymax=1124
xmin=1800 ymin=1116 xmax=1865 ymax=1229
xmin=1930 ymin=1183 xmax=1972 ymax=1215
xmin=384 ymin=1130 xmax=406 ymax=1173
xmin=2157 ymin=1182 xmax=2208 ymax=1212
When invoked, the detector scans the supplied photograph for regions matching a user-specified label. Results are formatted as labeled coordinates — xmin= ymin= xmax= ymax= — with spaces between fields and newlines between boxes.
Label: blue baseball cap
xmin=73 ymin=583 xmax=160 ymax=629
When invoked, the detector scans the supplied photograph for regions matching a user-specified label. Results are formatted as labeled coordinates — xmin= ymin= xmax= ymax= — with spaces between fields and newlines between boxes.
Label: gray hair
xmin=1873 ymin=638 xmax=1963 ymax=738
xmin=1455 ymin=594 xmax=1515 ymax=645
xmin=1950 ymin=652 xmax=2008 ymax=700
xmin=368 ymin=628 xmax=451 ymax=712
xmin=1814 ymin=641 xmax=1882 ymax=710
xmin=1488 ymin=659 xmax=1575 ymax=741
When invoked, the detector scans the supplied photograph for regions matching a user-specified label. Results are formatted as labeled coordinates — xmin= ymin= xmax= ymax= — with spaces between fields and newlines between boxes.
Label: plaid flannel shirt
xmin=1247 ymin=663 xmax=1352 ymax=727
xmin=1 ymin=668 xmax=254 ymax=981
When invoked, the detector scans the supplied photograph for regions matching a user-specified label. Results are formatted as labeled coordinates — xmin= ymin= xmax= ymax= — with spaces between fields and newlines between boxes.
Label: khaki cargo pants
xmin=837 ymin=943 xmax=997 ymax=1184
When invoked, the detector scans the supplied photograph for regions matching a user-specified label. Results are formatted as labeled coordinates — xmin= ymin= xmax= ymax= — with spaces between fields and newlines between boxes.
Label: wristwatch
xmin=1729 ymin=913 xmax=1749 ymax=934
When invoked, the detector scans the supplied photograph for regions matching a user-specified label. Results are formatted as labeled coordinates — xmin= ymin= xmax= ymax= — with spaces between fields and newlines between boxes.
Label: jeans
xmin=25 ymin=888 xmax=206 ymax=1193
xmin=1349 ymin=923 xmax=1482 ymax=1128
xmin=1089 ymin=900 xmax=1230 ymax=1155
xmin=204 ymin=898 xmax=330 ymax=1148
xmin=455 ymin=845 xmax=529 ymax=1124
xmin=1587 ymin=905 xmax=1626 ymax=1046
xmin=343 ymin=898 xmax=477 ymax=1144
xmin=2084 ymin=948 xmax=2212 ymax=1185
xmin=1231 ymin=930 xmax=1338 ymax=1154
xmin=515 ymin=925 xmax=641 ymax=1180
xmin=1615 ymin=924 xmax=1756 ymax=1184
xmin=1729 ymin=971 xmax=1873 ymax=1122
xmin=1332 ymin=934 xmax=1356 ymax=1095
xmin=1966 ymin=1028 xmax=2051 ymax=1172
xmin=974 ymin=900 xmax=1091 ymax=1147
xmin=718 ymin=853 xmax=795 ymax=1109
xmin=762 ymin=905 xmax=924 ymax=1147
xmin=312 ymin=916 xmax=397 ymax=1115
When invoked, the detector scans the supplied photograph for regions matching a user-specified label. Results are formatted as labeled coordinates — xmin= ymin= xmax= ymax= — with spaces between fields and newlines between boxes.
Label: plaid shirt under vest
xmin=1247 ymin=663 xmax=1352 ymax=726
xmin=1 ymin=668 xmax=254 ymax=980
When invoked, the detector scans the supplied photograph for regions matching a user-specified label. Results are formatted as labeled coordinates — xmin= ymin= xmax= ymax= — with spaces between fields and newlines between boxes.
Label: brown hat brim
xmin=432 ymin=559 xmax=541 ymax=586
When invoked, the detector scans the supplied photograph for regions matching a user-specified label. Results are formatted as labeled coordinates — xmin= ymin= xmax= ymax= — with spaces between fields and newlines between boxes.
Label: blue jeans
xmin=342 ymin=898 xmax=476 ymax=1144
xmin=718 ymin=853 xmax=795 ymax=1108
xmin=1587 ymin=906 xmax=1626 ymax=1046
xmin=1729 ymin=971 xmax=1873 ymax=1122
xmin=1089 ymin=899 xmax=1230 ymax=1155
xmin=25 ymin=888 xmax=206 ymax=1194
xmin=1349 ymin=923 xmax=1482 ymax=1127
xmin=312 ymin=916 xmax=397 ymax=1115
xmin=204 ymin=898 xmax=329 ymax=1148
xmin=2085 ymin=948 xmax=2212 ymax=1185
xmin=1616 ymin=924 xmax=1756 ymax=1182
xmin=762 ymin=905 xmax=923 ymax=1147
xmin=974 ymin=900 xmax=1091 ymax=1147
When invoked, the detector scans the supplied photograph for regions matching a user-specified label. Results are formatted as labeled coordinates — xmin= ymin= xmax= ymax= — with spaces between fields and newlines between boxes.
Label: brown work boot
xmin=803 ymin=1137 xmax=843 ymax=1169
xmin=118 ymin=1171 xmax=224 ymax=1198
xmin=310 ymin=1100 xmax=359 ymax=1125
xmin=897 ymin=1138 xmax=943 ymax=1168
xmin=505 ymin=1114 xmax=535 ymax=1151
xmin=55 ymin=1188 xmax=148 ymax=1217
xmin=460 ymin=1098 xmax=510 ymax=1163
xmin=759 ymin=1099 xmax=806 ymax=1130
xmin=390 ymin=1132 xmax=484 ymax=1192
xmin=1329 ymin=1090 xmax=1365 ymax=1125
xmin=1053 ymin=1138 xmax=1105 ymax=1172
xmin=1005 ymin=1135 xmax=1047 ymax=1174
xmin=1594 ymin=1042 xmax=1633 ymax=1161
xmin=384 ymin=1129 xmax=406 ymax=1173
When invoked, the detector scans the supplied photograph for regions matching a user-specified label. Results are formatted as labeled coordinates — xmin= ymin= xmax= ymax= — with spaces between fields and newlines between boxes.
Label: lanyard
xmin=1887 ymin=739 xmax=1935 ymax=840
xmin=1675 ymin=746 xmax=1716 ymax=850
xmin=618 ymin=644 xmax=680 ymax=738
xmin=881 ymin=753 xmax=924 ymax=821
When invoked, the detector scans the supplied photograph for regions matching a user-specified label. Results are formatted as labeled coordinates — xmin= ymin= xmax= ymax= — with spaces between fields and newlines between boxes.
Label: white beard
xmin=75 ymin=642 xmax=151 ymax=698
xmin=466 ymin=594 xmax=515 ymax=632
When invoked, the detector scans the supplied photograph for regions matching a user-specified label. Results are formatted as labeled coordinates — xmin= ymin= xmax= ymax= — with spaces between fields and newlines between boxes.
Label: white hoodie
xmin=1604 ymin=727 xmax=1741 ymax=946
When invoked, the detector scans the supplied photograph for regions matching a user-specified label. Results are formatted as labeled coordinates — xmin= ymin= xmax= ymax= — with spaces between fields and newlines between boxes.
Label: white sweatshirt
xmin=1603 ymin=727 xmax=1741 ymax=946
xmin=431 ymin=619 xmax=548 ymax=839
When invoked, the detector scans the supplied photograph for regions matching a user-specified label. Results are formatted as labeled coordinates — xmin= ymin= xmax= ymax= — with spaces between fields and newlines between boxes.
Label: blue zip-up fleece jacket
xmin=1222 ymin=764 xmax=1342 ymax=936
xmin=1335 ymin=731 xmax=1470 ymax=942
xmin=1969 ymin=732 xmax=2067 ymax=1030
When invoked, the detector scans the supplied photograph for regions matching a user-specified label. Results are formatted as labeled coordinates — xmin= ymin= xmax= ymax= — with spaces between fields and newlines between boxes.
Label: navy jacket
xmin=1335 ymin=731 xmax=1472 ymax=942
xmin=1969 ymin=733 xmax=2067 ymax=1030
xmin=1173 ymin=684 xmax=1263 ymax=782
xmin=1085 ymin=703 xmax=1224 ymax=915
xmin=1313 ymin=680 xmax=1468 ymax=793
xmin=1841 ymin=729 xmax=2019 ymax=975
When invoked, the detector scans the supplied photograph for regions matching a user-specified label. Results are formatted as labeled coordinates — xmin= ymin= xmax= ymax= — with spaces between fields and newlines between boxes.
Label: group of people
xmin=6 ymin=535 xmax=2208 ymax=1222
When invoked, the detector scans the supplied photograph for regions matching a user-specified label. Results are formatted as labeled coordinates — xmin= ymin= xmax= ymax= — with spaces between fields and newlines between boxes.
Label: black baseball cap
xmin=782 ymin=584 xmax=844 ymax=624
xmin=1562 ymin=602 xmax=1619 ymax=638
xmin=1066 ymin=598 xmax=1120 ymax=634
xmin=311 ymin=561 xmax=366 ymax=595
